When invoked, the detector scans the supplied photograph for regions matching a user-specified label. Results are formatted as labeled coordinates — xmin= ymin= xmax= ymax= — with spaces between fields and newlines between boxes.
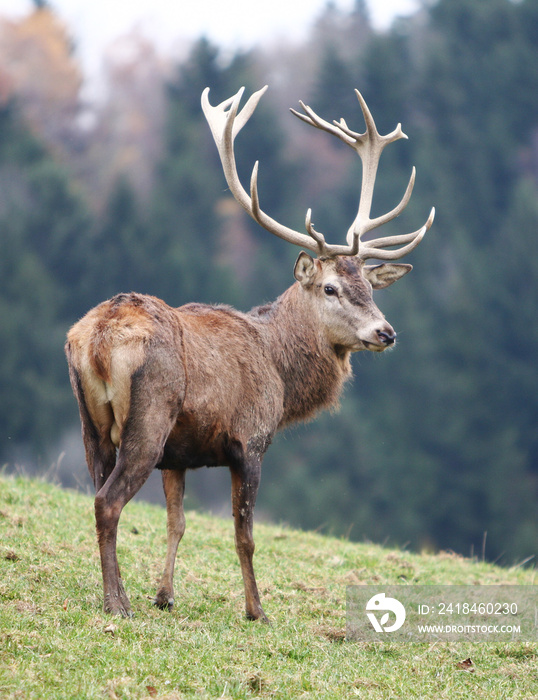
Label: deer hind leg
xmin=230 ymin=456 xmax=268 ymax=623
xmin=154 ymin=468 xmax=186 ymax=611
xmin=94 ymin=379 xmax=180 ymax=617
xmin=95 ymin=430 xmax=175 ymax=617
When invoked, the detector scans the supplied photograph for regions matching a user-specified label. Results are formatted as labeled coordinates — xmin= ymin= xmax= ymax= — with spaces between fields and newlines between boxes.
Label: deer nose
xmin=377 ymin=329 xmax=396 ymax=346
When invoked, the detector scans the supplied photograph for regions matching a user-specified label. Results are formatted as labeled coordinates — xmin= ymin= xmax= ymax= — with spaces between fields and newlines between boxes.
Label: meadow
xmin=1 ymin=474 xmax=537 ymax=699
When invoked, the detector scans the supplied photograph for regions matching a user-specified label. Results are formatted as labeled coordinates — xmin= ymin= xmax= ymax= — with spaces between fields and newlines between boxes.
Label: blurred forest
xmin=1 ymin=0 xmax=538 ymax=564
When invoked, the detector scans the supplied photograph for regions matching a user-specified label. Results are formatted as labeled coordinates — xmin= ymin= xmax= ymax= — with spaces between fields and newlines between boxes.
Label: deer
xmin=65 ymin=85 xmax=434 ymax=623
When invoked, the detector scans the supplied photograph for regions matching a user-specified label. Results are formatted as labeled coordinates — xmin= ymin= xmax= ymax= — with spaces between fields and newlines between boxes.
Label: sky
xmin=0 ymin=0 xmax=420 ymax=64
xmin=0 ymin=0 xmax=420 ymax=99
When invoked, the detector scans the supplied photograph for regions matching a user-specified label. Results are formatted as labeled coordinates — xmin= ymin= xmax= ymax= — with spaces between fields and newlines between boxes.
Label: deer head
xmin=202 ymin=86 xmax=435 ymax=352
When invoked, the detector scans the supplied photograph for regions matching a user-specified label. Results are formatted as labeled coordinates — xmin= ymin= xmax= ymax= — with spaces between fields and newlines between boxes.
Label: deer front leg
xmin=154 ymin=468 xmax=186 ymax=610
xmin=230 ymin=458 xmax=268 ymax=623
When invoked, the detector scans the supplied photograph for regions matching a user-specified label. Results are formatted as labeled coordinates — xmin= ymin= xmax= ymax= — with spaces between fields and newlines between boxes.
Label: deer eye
xmin=324 ymin=285 xmax=337 ymax=296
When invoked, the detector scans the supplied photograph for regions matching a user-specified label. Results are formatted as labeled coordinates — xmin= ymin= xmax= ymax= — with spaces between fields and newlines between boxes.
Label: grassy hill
xmin=0 ymin=474 xmax=536 ymax=699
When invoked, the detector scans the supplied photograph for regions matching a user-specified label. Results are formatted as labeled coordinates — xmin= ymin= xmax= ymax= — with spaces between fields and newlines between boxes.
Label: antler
xmin=291 ymin=89 xmax=435 ymax=261
xmin=202 ymin=86 xmax=434 ymax=261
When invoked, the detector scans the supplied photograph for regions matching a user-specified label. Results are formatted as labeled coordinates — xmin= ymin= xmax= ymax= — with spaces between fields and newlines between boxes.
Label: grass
xmin=0 ymin=473 xmax=537 ymax=699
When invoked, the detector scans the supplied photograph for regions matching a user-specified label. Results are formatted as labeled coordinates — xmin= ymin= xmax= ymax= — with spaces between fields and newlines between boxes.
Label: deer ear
xmin=294 ymin=252 xmax=317 ymax=286
xmin=364 ymin=263 xmax=413 ymax=289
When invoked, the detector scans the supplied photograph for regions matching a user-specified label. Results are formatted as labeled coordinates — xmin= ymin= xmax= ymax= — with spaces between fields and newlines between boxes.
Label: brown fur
xmin=66 ymin=255 xmax=402 ymax=622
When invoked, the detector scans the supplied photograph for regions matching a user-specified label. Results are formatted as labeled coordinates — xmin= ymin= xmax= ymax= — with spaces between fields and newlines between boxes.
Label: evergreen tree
xmin=147 ymin=39 xmax=298 ymax=310
xmin=312 ymin=44 xmax=359 ymax=120
xmin=263 ymin=0 xmax=538 ymax=562
xmin=0 ymin=100 xmax=90 ymax=457
xmin=83 ymin=177 xmax=152 ymax=305
xmin=147 ymin=41 xmax=232 ymax=306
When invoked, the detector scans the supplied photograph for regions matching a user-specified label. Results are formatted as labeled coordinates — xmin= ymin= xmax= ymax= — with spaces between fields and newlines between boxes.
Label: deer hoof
xmin=154 ymin=589 xmax=174 ymax=611
xmin=104 ymin=596 xmax=133 ymax=618
xmin=246 ymin=609 xmax=270 ymax=624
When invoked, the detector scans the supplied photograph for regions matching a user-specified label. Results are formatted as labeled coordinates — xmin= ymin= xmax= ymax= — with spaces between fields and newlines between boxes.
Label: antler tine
xmin=290 ymin=102 xmax=357 ymax=148
xmin=304 ymin=208 xmax=326 ymax=250
xmin=360 ymin=207 xmax=436 ymax=261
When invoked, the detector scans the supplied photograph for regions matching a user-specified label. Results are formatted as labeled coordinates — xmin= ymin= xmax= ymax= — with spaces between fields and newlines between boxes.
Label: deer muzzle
xmin=360 ymin=321 xmax=397 ymax=352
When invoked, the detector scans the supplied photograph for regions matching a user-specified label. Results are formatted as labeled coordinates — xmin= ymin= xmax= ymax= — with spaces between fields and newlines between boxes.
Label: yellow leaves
xmin=0 ymin=6 xmax=82 ymax=151
xmin=0 ymin=7 xmax=82 ymax=101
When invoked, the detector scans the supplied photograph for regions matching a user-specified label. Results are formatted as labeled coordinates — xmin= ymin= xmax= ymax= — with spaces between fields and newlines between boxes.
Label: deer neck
xmin=251 ymin=283 xmax=352 ymax=427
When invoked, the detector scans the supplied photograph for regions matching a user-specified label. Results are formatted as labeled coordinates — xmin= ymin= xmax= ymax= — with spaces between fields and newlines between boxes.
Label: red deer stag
xmin=65 ymin=86 xmax=434 ymax=622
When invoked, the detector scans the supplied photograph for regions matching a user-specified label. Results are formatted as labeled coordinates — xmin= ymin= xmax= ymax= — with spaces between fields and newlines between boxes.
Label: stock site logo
xmin=366 ymin=593 xmax=406 ymax=633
